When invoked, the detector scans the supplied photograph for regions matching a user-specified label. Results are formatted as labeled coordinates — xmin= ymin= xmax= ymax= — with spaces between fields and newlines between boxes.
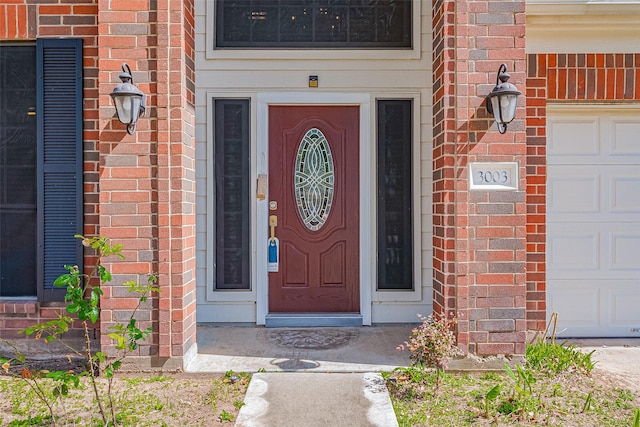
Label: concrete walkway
xmin=235 ymin=372 xmax=399 ymax=427
xmin=568 ymin=338 xmax=640 ymax=393
xmin=186 ymin=326 xmax=640 ymax=427
xmin=189 ymin=325 xmax=410 ymax=427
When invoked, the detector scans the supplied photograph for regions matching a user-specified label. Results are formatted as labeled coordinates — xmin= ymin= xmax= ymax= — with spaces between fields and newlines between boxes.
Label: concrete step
xmin=235 ymin=372 xmax=398 ymax=427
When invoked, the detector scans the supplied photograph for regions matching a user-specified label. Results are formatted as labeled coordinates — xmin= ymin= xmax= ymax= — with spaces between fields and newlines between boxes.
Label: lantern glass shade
xmin=110 ymin=63 xmax=145 ymax=134
xmin=490 ymin=92 xmax=518 ymax=125
xmin=113 ymin=93 xmax=142 ymax=125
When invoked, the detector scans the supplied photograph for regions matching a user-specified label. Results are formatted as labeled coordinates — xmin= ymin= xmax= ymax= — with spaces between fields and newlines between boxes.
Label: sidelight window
xmin=377 ymin=99 xmax=413 ymax=290
xmin=213 ymin=99 xmax=251 ymax=290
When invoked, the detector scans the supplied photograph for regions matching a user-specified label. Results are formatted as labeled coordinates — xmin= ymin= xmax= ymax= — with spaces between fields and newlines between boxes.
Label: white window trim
xmin=205 ymin=0 xmax=421 ymax=61
xmin=372 ymin=94 xmax=423 ymax=303
xmin=205 ymin=91 xmax=425 ymax=320
xmin=205 ymin=93 xmax=258 ymax=303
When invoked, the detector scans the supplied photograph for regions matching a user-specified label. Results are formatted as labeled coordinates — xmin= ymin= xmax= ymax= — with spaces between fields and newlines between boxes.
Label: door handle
xmin=269 ymin=215 xmax=278 ymax=243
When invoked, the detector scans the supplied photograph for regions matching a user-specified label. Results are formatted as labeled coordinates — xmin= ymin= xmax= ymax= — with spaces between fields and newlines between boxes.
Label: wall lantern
xmin=486 ymin=63 xmax=521 ymax=134
xmin=110 ymin=63 xmax=145 ymax=135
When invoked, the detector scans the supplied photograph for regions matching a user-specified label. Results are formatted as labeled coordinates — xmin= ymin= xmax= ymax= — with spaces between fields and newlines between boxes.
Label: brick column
xmin=432 ymin=0 xmax=527 ymax=357
xmin=98 ymin=0 xmax=196 ymax=367
xmin=154 ymin=0 xmax=196 ymax=361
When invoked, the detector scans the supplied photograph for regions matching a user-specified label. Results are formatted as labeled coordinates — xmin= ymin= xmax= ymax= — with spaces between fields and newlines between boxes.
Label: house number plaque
xmin=469 ymin=162 xmax=518 ymax=191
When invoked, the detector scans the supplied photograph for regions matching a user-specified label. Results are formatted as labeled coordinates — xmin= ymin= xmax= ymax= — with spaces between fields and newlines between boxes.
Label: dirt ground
xmin=0 ymin=370 xmax=248 ymax=426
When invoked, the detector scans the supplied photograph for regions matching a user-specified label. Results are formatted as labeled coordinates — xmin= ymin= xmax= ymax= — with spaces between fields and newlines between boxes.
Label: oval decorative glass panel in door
xmin=294 ymin=128 xmax=335 ymax=231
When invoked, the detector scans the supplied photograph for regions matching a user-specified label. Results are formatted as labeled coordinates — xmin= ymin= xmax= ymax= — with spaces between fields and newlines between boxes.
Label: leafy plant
xmin=397 ymin=313 xmax=462 ymax=392
xmin=634 ymin=408 xmax=640 ymax=427
xmin=505 ymin=364 xmax=536 ymax=398
xmin=219 ymin=409 xmax=234 ymax=422
xmin=484 ymin=383 xmax=501 ymax=418
xmin=497 ymin=364 xmax=541 ymax=419
xmin=16 ymin=235 xmax=159 ymax=426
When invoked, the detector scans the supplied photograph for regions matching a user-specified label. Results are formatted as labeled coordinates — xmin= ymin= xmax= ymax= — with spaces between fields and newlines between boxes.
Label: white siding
xmin=195 ymin=0 xmax=433 ymax=323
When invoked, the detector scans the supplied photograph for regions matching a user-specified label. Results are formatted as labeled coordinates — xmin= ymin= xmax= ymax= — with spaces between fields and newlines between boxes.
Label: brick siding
xmin=1 ymin=0 xmax=196 ymax=366
xmin=7 ymin=0 xmax=636 ymax=364
xmin=97 ymin=0 xmax=196 ymax=360
xmin=525 ymin=53 xmax=640 ymax=331
xmin=433 ymin=0 xmax=527 ymax=356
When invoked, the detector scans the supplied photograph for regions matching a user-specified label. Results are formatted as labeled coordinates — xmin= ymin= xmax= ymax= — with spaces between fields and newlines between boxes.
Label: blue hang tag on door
xmin=268 ymin=240 xmax=277 ymax=262
xmin=268 ymin=238 xmax=279 ymax=272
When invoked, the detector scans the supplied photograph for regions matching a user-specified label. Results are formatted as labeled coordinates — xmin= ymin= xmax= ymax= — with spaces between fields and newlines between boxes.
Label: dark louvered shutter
xmin=36 ymin=38 xmax=83 ymax=301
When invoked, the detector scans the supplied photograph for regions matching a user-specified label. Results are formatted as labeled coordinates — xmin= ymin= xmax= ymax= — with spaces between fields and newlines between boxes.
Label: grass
xmin=2 ymin=339 xmax=637 ymax=426
xmin=386 ymin=367 xmax=638 ymax=426
xmin=384 ymin=340 xmax=639 ymax=426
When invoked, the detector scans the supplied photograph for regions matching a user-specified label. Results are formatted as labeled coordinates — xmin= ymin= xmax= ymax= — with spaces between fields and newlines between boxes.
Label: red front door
xmin=268 ymin=106 xmax=359 ymax=313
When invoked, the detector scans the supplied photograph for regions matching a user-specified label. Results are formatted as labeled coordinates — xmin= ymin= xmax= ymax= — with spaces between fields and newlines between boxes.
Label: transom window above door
xmin=215 ymin=0 xmax=412 ymax=48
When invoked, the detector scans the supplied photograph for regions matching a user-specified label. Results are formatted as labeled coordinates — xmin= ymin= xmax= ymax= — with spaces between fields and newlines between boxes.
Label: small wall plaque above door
xmin=469 ymin=162 xmax=519 ymax=191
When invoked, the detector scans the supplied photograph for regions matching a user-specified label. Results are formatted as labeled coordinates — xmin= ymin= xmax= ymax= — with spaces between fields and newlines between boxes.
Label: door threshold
xmin=265 ymin=313 xmax=363 ymax=328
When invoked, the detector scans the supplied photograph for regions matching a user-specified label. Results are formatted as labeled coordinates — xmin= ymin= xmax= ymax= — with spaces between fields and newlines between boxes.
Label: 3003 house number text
xmin=476 ymin=170 xmax=510 ymax=184
xmin=469 ymin=162 xmax=518 ymax=190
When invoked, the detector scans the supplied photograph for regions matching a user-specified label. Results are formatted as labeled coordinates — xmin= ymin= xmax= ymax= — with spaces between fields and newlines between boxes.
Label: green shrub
xmin=397 ymin=313 xmax=461 ymax=371
xmin=4 ymin=235 xmax=159 ymax=427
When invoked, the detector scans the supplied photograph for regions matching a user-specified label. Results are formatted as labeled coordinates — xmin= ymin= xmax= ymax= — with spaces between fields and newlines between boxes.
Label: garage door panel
xmin=548 ymin=167 xmax=600 ymax=214
xmin=547 ymin=282 xmax=600 ymax=328
xmin=549 ymin=224 xmax=640 ymax=279
xmin=549 ymin=280 xmax=640 ymax=337
xmin=610 ymin=174 xmax=640 ymax=213
xmin=550 ymin=165 xmax=639 ymax=222
xmin=609 ymin=230 xmax=640 ymax=271
xmin=609 ymin=286 xmax=640 ymax=327
xmin=548 ymin=117 xmax=599 ymax=159
xmin=610 ymin=117 xmax=640 ymax=159
xmin=548 ymin=227 xmax=599 ymax=273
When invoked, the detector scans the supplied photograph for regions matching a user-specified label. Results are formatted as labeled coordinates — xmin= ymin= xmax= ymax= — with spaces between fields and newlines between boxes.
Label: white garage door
xmin=547 ymin=107 xmax=640 ymax=337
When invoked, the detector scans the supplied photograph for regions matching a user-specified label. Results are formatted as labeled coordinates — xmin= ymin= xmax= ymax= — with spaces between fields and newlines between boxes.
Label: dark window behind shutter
xmin=0 ymin=44 xmax=37 ymax=297
xmin=36 ymin=38 xmax=83 ymax=301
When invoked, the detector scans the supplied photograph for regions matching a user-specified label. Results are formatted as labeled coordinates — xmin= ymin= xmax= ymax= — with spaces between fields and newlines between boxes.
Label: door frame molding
xmin=256 ymin=92 xmax=372 ymax=325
